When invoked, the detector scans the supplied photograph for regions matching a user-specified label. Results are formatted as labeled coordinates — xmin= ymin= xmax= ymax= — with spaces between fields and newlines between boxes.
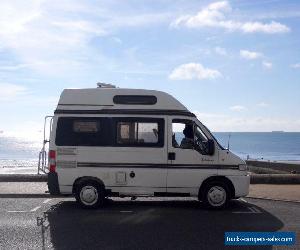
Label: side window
xmin=172 ymin=120 xmax=194 ymax=149
xmin=115 ymin=118 xmax=164 ymax=147
xmin=56 ymin=117 xmax=109 ymax=146
xmin=172 ymin=120 xmax=211 ymax=154
xmin=194 ymin=125 xmax=210 ymax=154
xmin=195 ymin=126 xmax=208 ymax=143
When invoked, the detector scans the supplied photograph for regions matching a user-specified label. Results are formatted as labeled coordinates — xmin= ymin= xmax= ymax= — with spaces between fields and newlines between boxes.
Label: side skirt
xmin=105 ymin=190 xmax=191 ymax=198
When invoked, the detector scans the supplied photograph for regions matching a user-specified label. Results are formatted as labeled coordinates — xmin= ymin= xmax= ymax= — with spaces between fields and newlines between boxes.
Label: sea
xmin=0 ymin=132 xmax=300 ymax=168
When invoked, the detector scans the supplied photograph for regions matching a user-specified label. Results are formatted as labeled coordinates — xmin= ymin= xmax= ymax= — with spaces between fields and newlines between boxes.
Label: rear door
xmin=167 ymin=117 xmax=219 ymax=196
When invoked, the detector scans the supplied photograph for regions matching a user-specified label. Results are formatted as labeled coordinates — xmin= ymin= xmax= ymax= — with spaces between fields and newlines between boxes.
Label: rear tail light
xmin=49 ymin=150 xmax=56 ymax=172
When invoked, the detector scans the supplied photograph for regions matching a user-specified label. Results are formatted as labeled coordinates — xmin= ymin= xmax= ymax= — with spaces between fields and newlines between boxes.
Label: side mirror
xmin=207 ymin=139 xmax=215 ymax=155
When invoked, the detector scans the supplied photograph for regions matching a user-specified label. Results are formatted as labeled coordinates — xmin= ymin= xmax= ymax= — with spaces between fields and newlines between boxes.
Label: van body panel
xmin=60 ymin=185 xmax=72 ymax=194
xmin=53 ymin=114 xmax=168 ymax=195
xmin=227 ymin=175 xmax=250 ymax=197
xmin=58 ymin=88 xmax=188 ymax=111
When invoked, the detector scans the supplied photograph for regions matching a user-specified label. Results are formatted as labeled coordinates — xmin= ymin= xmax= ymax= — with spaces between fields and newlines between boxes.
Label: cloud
xmin=291 ymin=63 xmax=300 ymax=69
xmin=0 ymin=83 xmax=27 ymax=100
xmin=262 ymin=61 xmax=272 ymax=69
xmin=0 ymin=82 xmax=58 ymax=107
xmin=0 ymin=64 xmax=28 ymax=71
xmin=169 ymin=63 xmax=222 ymax=80
xmin=257 ymin=102 xmax=269 ymax=107
xmin=241 ymin=21 xmax=289 ymax=34
xmin=0 ymin=1 xmax=173 ymax=75
xmin=0 ymin=1 xmax=105 ymax=74
xmin=240 ymin=50 xmax=263 ymax=60
xmin=51 ymin=20 xmax=106 ymax=36
xmin=171 ymin=1 xmax=290 ymax=34
xmin=240 ymin=51 xmax=273 ymax=69
xmin=112 ymin=37 xmax=122 ymax=44
xmin=214 ymin=46 xmax=227 ymax=56
xmin=229 ymin=105 xmax=247 ymax=111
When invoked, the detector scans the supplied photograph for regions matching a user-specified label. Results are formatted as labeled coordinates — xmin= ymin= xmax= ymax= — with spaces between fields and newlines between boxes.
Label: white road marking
xmin=233 ymin=206 xmax=262 ymax=214
xmin=7 ymin=210 xmax=28 ymax=213
xmin=239 ymin=198 xmax=248 ymax=203
xmin=249 ymin=206 xmax=262 ymax=213
xmin=7 ymin=207 xmax=42 ymax=213
xmin=30 ymin=206 xmax=41 ymax=212
xmin=232 ymin=211 xmax=253 ymax=214
xmin=248 ymin=207 xmax=257 ymax=213
xmin=120 ymin=211 xmax=133 ymax=213
xmin=43 ymin=199 xmax=52 ymax=204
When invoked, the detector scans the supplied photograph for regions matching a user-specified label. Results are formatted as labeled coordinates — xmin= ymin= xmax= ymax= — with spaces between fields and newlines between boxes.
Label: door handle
xmin=168 ymin=152 xmax=176 ymax=160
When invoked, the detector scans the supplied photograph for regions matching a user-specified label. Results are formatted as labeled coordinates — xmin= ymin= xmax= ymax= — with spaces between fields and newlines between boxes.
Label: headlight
xmin=239 ymin=164 xmax=248 ymax=171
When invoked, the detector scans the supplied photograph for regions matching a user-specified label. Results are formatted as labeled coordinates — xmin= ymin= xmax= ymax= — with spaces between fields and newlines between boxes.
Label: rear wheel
xmin=201 ymin=182 xmax=230 ymax=209
xmin=75 ymin=181 xmax=105 ymax=209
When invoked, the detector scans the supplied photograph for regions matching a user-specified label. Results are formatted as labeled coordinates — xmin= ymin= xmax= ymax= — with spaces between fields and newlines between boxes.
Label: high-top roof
xmin=57 ymin=88 xmax=189 ymax=111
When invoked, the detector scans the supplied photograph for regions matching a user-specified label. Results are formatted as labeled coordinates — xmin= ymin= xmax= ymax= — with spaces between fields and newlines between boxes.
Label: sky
xmin=0 ymin=0 xmax=300 ymax=139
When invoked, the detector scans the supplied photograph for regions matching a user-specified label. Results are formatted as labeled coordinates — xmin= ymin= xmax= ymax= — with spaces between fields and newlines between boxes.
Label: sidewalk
xmin=248 ymin=184 xmax=300 ymax=202
xmin=0 ymin=167 xmax=37 ymax=175
xmin=0 ymin=182 xmax=299 ymax=203
xmin=0 ymin=182 xmax=48 ymax=194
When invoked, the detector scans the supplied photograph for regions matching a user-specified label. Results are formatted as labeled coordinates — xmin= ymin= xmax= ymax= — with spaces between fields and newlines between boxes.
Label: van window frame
xmin=113 ymin=117 xmax=164 ymax=148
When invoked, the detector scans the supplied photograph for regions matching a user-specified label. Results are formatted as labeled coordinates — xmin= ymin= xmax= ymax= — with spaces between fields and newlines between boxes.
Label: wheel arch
xmin=72 ymin=176 xmax=105 ymax=194
xmin=198 ymin=176 xmax=235 ymax=200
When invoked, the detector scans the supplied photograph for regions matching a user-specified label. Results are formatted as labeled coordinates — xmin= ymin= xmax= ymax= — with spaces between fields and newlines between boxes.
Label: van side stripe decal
xmin=106 ymin=186 xmax=194 ymax=189
xmin=76 ymin=162 xmax=239 ymax=170
xmin=58 ymin=104 xmax=114 ymax=107
xmin=54 ymin=109 xmax=196 ymax=117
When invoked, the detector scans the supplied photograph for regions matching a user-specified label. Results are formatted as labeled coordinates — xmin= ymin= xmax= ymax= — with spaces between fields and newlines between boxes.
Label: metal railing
xmin=38 ymin=116 xmax=53 ymax=175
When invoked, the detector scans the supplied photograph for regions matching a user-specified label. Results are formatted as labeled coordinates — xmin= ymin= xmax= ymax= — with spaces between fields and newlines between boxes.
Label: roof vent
xmin=97 ymin=82 xmax=116 ymax=88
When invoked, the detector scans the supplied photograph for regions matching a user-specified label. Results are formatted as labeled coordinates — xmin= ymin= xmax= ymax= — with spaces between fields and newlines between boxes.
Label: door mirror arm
xmin=207 ymin=139 xmax=215 ymax=155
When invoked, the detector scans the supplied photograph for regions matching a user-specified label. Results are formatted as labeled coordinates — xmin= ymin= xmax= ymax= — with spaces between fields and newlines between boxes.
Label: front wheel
xmin=75 ymin=181 xmax=105 ymax=209
xmin=201 ymin=182 xmax=230 ymax=209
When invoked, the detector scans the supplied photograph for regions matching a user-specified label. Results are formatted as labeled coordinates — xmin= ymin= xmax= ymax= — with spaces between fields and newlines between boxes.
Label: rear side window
xmin=73 ymin=121 xmax=99 ymax=133
xmin=115 ymin=118 xmax=164 ymax=147
xmin=56 ymin=117 xmax=110 ymax=146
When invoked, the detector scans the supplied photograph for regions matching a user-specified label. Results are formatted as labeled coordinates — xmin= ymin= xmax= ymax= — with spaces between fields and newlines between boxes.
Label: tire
xmin=201 ymin=181 xmax=230 ymax=209
xmin=75 ymin=180 xmax=105 ymax=209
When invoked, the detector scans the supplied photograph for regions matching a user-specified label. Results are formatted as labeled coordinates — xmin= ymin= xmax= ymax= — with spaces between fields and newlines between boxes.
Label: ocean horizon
xmin=0 ymin=132 xmax=300 ymax=168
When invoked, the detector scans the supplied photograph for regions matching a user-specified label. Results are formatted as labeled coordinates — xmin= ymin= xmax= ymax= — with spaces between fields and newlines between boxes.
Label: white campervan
xmin=47 ymin=85 xmax=249 ymax=209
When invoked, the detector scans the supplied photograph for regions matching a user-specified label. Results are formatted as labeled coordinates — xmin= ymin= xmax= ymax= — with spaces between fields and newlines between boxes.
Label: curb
xmin=250 ymin=174 xmax=300 ymax=184
xmin=0 ymin=174 xmax=47 ymax=182
xmin=247 ymin=196 xmax=300 ymax=204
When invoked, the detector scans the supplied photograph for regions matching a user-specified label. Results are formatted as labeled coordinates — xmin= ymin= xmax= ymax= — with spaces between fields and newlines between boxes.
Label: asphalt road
xmin=0 ymin=196 xmax=299 ymax=250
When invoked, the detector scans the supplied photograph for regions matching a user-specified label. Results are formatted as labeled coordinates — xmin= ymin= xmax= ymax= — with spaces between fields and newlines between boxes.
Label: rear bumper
xmin=228 ymin=174 xmax=250 ymax=198
xmin=47 ymin=172 xmax=61 ymax=195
